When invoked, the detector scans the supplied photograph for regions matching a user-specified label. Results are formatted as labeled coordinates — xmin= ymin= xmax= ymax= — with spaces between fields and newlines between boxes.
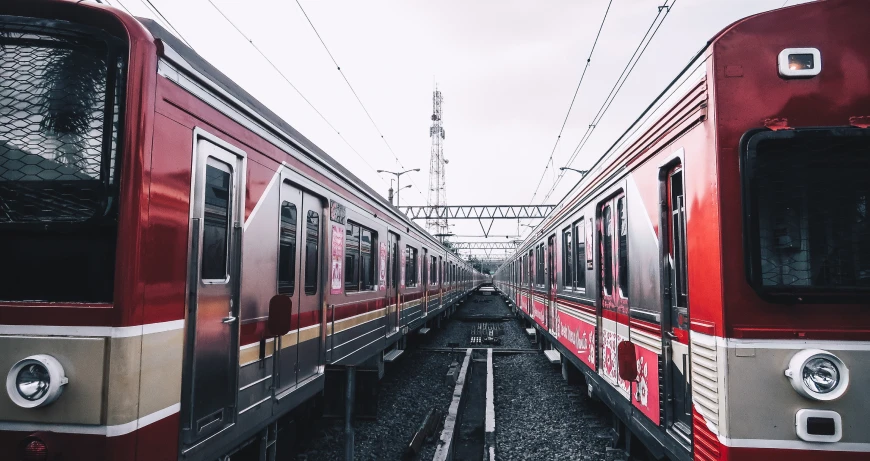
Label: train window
xmin=361 ymin=228 xmax=374 ymax=290
xmin=669 ymin=168 xmax=689 ymax=310
xmin=743 ymin=130 xmax=870 ymax=298
xmin=602 ymin=204 xmax=613 ymax=295
xmin=0 ymin=22 xmax=125 ymax=302
xmin=202 ymin=162 xmax=232 ymax=280
xmin=439 ymin=257 xmax=443 ymax=285
xmin=617 ymin=197 xmax=628 ymax=295
xmin=278 ymin=201 xmax=297 ymax=295
xmin=562 ymin=226 xmax=573 ymax=289
xmin=345 ymin=222 xmax=376 ymax=292
xmin=387 ymin=232 xmax=397 ymax=288
xmin=527 ymin=252 xmax=532 ymax=284
xmin=345 ymin=225 xmax=360 ymax=291
xmin=304 ymin=210 xmax=320 ymax=295
xmin=575 ymin=219 xmax=586 ymax=290
xmin=430 ymin=256 xmax=437 ymax=285
xmin=536 ymin=244 xmax=545 ymax=286
xmin=405 ymin=245 xmax=418 ymax=286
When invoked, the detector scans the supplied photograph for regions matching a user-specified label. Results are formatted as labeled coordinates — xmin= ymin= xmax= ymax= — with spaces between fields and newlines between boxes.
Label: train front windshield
xmin=0 ymin=17 xmax=125 ymax=302
xmin=743 ymin=129 xmax=870 ymax=300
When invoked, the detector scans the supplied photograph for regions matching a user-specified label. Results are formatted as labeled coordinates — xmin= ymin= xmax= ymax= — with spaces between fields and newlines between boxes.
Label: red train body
xmin=496 ymin=1 xmax=870 ymax=459
xmin=0 ymin=1 xmax=481 ymax=460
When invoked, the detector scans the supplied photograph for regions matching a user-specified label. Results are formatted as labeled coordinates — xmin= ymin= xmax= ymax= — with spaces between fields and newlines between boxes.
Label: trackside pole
xmin=345 ymin=366 xmax=356 ymax=461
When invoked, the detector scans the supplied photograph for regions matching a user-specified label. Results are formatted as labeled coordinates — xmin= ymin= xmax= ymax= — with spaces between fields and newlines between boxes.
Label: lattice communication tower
xmin=427 ymin=86 xmax=448 ymax=236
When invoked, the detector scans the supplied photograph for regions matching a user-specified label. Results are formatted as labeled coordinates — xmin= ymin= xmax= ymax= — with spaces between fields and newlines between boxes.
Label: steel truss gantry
xmin=450 ymin=241 xmax=520 ymax=250
xmin=400 ymin=205 xmax=556 ymax=220
xmin=400 ymin=205 xmax=557 ymax=238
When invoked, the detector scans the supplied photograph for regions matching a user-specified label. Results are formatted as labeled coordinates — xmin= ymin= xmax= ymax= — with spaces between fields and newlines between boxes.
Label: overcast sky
xmin=111 ymin=0 xmax=810 ymax=259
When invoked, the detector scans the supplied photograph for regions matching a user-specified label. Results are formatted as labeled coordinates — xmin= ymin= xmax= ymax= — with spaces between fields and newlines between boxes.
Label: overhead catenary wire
xmin=526 ymin=0 xmax=615 ymax=206
xmin=539 ymin=0 xmax=678 ymax=205
xmin=293 ymin=0 xmax=426 ymax=199
xmin=138 ymin=0 xmax=193 ymax=48
xmin=202 ymin=1 xmax=396 ymax=196
xmin=110 ymin=0 xmax=134 ymax=16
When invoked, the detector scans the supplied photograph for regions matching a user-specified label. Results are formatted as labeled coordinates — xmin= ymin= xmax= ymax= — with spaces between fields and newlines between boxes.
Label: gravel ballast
xmin=295 ymin=348 xmax=459 ymax=461
xmin=495 ymin=352 xmax=612 ymax=460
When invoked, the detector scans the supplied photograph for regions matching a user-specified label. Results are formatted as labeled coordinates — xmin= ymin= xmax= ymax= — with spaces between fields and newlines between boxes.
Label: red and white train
xmin=0 ymin=1 xmax=482 ymax=460
xmin=495 ymin=1 xmax=869 ymax=460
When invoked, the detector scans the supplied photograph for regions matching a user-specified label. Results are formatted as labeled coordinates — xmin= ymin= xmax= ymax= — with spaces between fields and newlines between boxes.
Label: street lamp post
xmin=377 ymin=168 xmax=420 ymax=205
xmin=559 ymin=166 xmax=588 ymax=176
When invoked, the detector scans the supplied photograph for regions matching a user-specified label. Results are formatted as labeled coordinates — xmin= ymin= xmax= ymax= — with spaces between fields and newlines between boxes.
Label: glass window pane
xmin=576 ymin=220 xmax=586 ymax=288
xmin=618 ymin=197 xmax=628 ymax=295
xmin=304 ymin=210 xmax=319 ymax=295
xmin=563 ymin=228 xmax=573 ymax=288
xmin=345 ymin=224 xmax=360 ymax=292
xmin=603 ymin=205 xmax=613 ymax=294
xmin=361 ymin=228 xmax=373 ymax=290
xmin=752 ymin=136 xmax=870 ymax=290
xmin=278 ymin=201 xmax=297 ymax=295
xmin=202 ymin=163 xmax=231 ymax=280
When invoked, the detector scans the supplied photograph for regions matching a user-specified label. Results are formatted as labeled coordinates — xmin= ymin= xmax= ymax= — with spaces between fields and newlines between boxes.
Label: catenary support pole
xmin=345 ymin=366 xmax=356 ymax=461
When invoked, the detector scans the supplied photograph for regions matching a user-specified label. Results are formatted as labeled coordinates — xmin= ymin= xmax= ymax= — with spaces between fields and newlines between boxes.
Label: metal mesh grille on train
xmin=0 ymin=22 xmax=121 ymax=224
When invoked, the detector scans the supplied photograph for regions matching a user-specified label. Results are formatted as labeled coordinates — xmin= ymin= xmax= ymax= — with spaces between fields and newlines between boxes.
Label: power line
xmin=293 ymin=0 xmax=425 ymax=199
xmin=540 ymin=0 xmax=678 ymax=204
xmin=204 ymin=0 xmax=391 ymax=193
xmin=110 ymin=0 xmax=134 ymax=16
xmin=527 ymin=0 xmax=615 ymax=205
xmin=137 ymin=0 xmax=192 ymax=48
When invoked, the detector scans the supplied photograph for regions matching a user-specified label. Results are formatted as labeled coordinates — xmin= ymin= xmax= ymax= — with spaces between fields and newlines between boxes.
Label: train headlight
xmin=6 ymin=355 xmax=68 ymax=408
xmin=785 ymin=349 xmax=849 ymax=401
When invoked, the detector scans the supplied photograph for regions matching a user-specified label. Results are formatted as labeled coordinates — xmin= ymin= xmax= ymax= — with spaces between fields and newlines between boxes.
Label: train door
xmin=386 ymin=232 xmax=400 ymax=335
xmin=182 ymin=136 xmax=244 ymax=445
xmin=527 ymin=250 xmax=533 ymax=314
xmin=422 ymin=248 xmax=429 ymax=316
xmin=439 ymin=257 xmax=444 ymax=309
xmin=275 ymin=182 xmax=324 ymax=394
xmin=662 ymin=165 xmax=692 ymax=441
xmin=547 ymin=235 xmax=557 ymax=334
xmin=598 ymin=194 xmax=630 ymax=393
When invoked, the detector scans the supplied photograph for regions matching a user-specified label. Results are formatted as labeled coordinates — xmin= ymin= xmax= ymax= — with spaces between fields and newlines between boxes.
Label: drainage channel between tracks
xmin=432 ymin=348 xmax=496 ymax=461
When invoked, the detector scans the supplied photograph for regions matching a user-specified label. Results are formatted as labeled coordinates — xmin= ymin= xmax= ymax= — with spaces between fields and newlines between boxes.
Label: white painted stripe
xmin=141 ymin=319 xmax=185 ymax=336
xmin=0 ymin=421 xmax=106 ymax=435
xmin=239 ymin=396 xmax=271 ymax=415
xmin=107 ymin=403 xmax=181 ymax=437
xmin=433 ymin=349 xmax=472 ymax=461
xmin=678 ymin=331 xmax=870 ymax=351
xmin=0 ymin=403 xmax=180 ymax=437
xmin=241 ymin=337 xmax=274 ymax=350
xmin=719 ymin=435 xmax=870 ymax=452
xmin=485 ymin=348 xmax=495 ymax=433
xmin=239 ymin=375 xmax=272 ymax=392
xmin=243 ymin=169 xmax=281 ymax=231
xmin=0 ymin=319 xmax=185 ymax=338
xmin=723 ymin=337 xmax=870 ymax=351
xmin=332 ymin=332 xmax=387 ymax=363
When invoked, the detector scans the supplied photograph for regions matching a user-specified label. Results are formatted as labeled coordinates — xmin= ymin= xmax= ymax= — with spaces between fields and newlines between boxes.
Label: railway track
xmin=294 ymin=291 xmax=612 ymax=461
